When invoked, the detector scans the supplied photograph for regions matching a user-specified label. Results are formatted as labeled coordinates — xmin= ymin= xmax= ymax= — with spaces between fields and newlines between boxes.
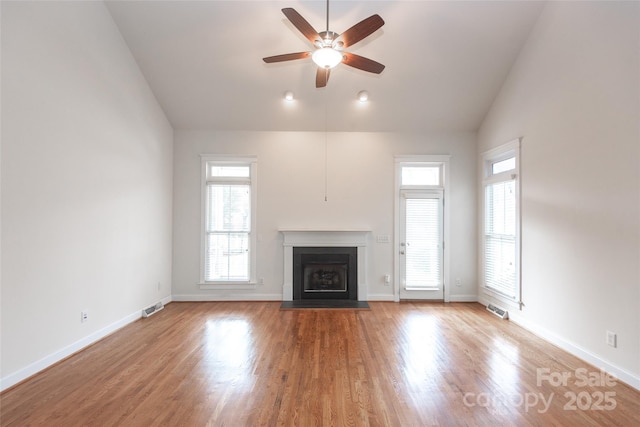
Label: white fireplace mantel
xmin=280 ymin=229 xmax=371 ymax=301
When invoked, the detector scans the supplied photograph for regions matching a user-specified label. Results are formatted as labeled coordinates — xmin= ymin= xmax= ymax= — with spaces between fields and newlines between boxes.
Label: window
xmin=491 ymin=157 xmax=516 ymax=175
xmin=401 ymin=165 xmax=441 ymax=186
xmin=482 ymin=140 xmax=520 ymax=302
xmin=201 ymin=156 xmax=257 ymax=285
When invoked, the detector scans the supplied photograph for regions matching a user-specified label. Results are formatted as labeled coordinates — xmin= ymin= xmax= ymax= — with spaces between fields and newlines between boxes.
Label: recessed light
xmin=284 ymin=90 xmax=294 ymax=101
xmin=357 ymin=90 xmax=369 ymax=102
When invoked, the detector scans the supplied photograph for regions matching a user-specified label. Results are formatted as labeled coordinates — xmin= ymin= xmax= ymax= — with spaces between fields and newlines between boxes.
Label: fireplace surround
xmin=280 ymin=229 xmax=370 ymax=301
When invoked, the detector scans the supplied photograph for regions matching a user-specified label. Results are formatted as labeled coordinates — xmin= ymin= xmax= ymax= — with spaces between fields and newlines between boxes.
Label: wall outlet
xmin=80 ymin=311 xmax=89 ymax=323
xmin=157 ymin=282 xmax=161 ymax=291
xmin=455 ymin=278 xmax=462 ymax=287
xmin=606 ymin=331 xmax=617 ymax=348
xmin=384 ymin=274 xmax=391 ymax=284
xmin=259 ymin=277 xmax=265 ymax=285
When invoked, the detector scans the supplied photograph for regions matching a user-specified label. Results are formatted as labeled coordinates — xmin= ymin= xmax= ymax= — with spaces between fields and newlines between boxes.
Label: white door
xmin=399 ymin=190 xmax=444 ymax=300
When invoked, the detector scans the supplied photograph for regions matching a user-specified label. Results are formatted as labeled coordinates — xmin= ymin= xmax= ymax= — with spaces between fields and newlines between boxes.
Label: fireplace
xmin=293 ymin=247 xmax=357 ymax=300
xmin=280 ymin=229 xmax=370 ymax=301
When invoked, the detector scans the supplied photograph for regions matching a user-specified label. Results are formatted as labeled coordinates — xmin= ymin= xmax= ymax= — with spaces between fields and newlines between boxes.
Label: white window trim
xmin=199 ymin=155 xmax=258 ymax=288
xmin=394 ymin=155 xmax=451 ymax=302
xmin=481 ymin=139 xmax=521 ymax=308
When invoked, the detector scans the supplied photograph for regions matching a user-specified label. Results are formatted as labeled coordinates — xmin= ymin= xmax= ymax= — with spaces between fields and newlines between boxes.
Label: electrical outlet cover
xmin=606 ymin=331 xmax=617 ymax=348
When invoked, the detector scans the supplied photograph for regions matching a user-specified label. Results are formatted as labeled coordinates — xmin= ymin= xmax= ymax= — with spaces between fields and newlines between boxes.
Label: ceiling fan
xmin=263 ymin=0 xmax=385 ymax=88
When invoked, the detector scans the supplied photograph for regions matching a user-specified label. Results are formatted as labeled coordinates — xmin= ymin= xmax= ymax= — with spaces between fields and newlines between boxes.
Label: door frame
xmin=394 ymin=155 xmax=451 ymax=302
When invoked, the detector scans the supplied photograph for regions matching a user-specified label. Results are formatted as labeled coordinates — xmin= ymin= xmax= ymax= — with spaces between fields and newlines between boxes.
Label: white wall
xmin=172 ymin=130 xmax=477 ymax=301
xmin=1 ymin=1 xmax=173 ymax=389
xmin=478 ymin=2 xmax=640 ymax=387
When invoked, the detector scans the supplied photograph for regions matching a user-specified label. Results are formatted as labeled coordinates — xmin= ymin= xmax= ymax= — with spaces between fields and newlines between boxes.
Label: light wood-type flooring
xmin=1 ymin=302 xmax=639 ymax=426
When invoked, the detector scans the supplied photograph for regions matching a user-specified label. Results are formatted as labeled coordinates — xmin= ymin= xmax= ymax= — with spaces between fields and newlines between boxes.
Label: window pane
xmin=484 ymin=236 xmax=516 ymax=298
xmin=484 ymin=179 xmax=516 ymax=298
xmin=206 ymin=184 xmax=250 ymax=232
xmin=405 ymin=198 xmax=442 ymax=288
xmin=401 ymin=166 xmax=440 ymax=186
xmin=209 ymin=165 xmax=250 ymax=178
xmin=205 ymin=233 xmax=249 ymax=281
xmin=492 ymin=157 xmax=515 ymax=175
xmin=485 ymin=181 xmax=516 ymax=236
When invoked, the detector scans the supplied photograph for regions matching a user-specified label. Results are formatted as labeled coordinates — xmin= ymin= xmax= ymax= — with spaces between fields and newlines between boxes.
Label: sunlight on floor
xmin=401 ymin=313 xmax=446 ymax=389
xmin=204 ymin=318 xmax=256 ymax=392
xmin=489 ymin=336 xmax=521 ymax=394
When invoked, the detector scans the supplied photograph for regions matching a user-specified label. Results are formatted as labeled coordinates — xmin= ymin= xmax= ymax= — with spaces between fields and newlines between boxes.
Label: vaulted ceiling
xmin=105 ymin=1 xmax=545 ymax=132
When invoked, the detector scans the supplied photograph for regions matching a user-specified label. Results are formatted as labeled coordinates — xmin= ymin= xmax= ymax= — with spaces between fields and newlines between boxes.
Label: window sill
xmin=199 ymin=282 xmax=257 ymax=290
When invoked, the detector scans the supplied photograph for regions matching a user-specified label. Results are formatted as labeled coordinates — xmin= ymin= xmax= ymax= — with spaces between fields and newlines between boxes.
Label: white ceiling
xmin=105 ymin=0 xmax=545 ymax=132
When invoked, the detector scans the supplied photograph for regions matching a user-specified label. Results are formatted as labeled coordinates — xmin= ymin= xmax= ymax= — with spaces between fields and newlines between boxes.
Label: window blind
xmin=405 ymin=197 xmax=442 ymax=288
xmin=484 ymin=180 xmax=516 ymax=298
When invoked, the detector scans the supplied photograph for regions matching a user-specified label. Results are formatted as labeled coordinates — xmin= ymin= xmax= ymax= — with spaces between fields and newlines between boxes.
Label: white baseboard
xmin=448 ymin=294 xmax=478 ymax=302
xmin=477 ymin=300 xmax=640 ymax=391
xmin=366 ymin=293 xmax=395 ymax=301
xmin=173 ymin=294 xmax=397 ymax=302
xmin=172 ymin=293 xmax=282 ymax=302
xmin=0 ymin=295 xmax=172 ymax=392
xmin=174 ymin=294 xmax=397 ymax=302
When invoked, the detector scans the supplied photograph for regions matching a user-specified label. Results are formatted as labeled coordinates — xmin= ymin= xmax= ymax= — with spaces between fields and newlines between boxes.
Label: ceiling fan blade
xmin=282 ymin=8 xmax=321 ymax=45
xmin=316 ymin=68 xmax=330 ymax=88
xmin=334 ymin=14 xmax=384 ymax=48
xmin=263 ymin=52 xmax=310 ymax=63
xmin=342 ymin=53 xmax=385 ymax=74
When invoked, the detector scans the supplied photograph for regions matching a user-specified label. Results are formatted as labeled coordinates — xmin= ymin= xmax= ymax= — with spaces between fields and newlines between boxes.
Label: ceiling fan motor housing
xmin=317 ymin=31 xmax=340 ymax=48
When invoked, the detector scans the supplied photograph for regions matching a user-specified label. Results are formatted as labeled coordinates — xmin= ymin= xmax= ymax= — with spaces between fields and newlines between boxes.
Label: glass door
xmin=399 ymin=190 xmax=444 ymax=300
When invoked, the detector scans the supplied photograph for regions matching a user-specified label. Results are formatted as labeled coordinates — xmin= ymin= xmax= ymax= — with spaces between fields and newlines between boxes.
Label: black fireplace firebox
xmin=293 ymin=247 xmax=358 ymax=300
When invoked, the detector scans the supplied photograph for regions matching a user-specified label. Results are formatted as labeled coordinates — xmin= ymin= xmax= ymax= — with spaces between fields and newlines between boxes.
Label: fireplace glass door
xmin=304 ymin=263 xmax=347 ymax=292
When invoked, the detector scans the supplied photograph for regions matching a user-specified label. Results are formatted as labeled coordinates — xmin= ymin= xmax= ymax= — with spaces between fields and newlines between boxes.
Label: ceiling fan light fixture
xmin=312 ymin=47 xmax=343 ymax=69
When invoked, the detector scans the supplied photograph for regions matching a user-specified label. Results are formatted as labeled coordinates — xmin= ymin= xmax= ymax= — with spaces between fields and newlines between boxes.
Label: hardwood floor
xmin=1 ymin=302 xmax=638 ymax=426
